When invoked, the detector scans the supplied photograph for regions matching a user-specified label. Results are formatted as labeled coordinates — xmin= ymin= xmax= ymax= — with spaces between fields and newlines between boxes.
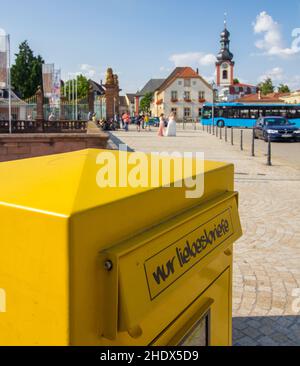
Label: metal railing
xmin=203 ymin=123 xmax=273 ymax=166
xmin=0 ymin=120 xmax=87 ymax=134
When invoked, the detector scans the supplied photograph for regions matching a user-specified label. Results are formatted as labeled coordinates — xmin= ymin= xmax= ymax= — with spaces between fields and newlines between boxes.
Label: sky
xmin=1 ymin=0 xmax=300 ymax=93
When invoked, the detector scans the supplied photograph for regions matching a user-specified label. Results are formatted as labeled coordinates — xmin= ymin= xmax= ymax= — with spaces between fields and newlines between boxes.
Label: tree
xmin=64 ymin=74 xmax=89 ymax=100
xmin=278 ymin=84 xmax=290 ymax=93
xmin=140 ymin=92 xmax=153 ymax=113
xmin=233 ymin=78 xmax=240 ymax=85
xmin=257 ymin=78 xmax=275 ymax=95
xmin=11 ymin=41 xmax=44 ymax=99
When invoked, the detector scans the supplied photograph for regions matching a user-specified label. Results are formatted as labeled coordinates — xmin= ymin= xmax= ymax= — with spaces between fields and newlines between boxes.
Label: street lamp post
xmin=211 ymin=81 xmax=216 ymax=134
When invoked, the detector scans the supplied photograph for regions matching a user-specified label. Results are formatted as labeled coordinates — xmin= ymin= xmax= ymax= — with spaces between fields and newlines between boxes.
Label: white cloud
xmin=79 ymin=64 xmax=97 ymax=78
xmin=169 ymin=52 xmax=216 ymax=67
xmin=258 ymin=67 xmax=284 ymax=82
xmin=253 ymin=11 xmax=300 ymax=57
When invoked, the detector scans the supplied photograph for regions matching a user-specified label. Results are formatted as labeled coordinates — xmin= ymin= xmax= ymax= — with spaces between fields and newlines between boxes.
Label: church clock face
xmin=222 ymin=63 xmax=229 ymax=69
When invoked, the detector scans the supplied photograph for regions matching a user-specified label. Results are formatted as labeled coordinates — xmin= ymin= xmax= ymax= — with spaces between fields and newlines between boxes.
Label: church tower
xmin=216 ymin=16 xmax=235 ymax=87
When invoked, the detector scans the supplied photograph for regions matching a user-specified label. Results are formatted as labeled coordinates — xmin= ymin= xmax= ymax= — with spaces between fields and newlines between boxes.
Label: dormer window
xmin=184 ymin=79 xmax=191 ymax=87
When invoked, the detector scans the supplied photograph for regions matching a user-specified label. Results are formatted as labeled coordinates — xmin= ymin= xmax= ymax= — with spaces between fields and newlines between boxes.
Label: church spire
xmin=217 ymin=15 xmax=234 ymax=63
xmin=216 ymin=15 xmax=235 ymax=87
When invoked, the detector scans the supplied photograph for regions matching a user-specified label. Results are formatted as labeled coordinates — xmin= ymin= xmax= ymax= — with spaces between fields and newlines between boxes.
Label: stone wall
xmin=0 ymin=129 xmax=109 ymax=162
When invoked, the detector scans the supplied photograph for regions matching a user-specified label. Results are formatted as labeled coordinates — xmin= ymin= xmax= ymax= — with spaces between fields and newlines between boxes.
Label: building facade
xmin=219 ymin=84 xmax=259 ymax=102
xmin=135 ymin=79 xmax=165 ymax=116
xmin=151 ymin=67 xmax=213 ymax=120
xmin=280 ymin=90 xmax=300 ymax=104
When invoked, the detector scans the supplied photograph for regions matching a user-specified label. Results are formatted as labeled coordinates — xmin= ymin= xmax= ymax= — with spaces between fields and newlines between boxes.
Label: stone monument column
xmin=104 ymin=68 xmax=116 ymax=121
xmin=36 ymin=86 xmax=44 ymax=123
xmin=113 ymin=74 xmax=120 ymax=116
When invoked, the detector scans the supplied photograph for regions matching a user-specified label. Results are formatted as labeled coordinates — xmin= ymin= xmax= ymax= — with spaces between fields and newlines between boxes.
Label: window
xmin=184 ymin=108 xmax=191 ymax=117
xmin=171 ymin=91 xmax=178 ymax=101
xmin=171 ymin=108 xmax=177 ymax=116
xmin=228 ymin=108 xmax=240 ymax=119
xmin=222 ymin=70 xmax=228 ymax=80
xmin=184 ymin=91 xmax=191 ymax=100
xmin=184 ymin=79 xmax=191 ymax=87
xmin=202 ymin=107 xmax=212 ymax=119
xmin=198 ymin=108 xmax=202 ymax=117
xmin=193 ymin=80 xmax=197 ymax=86
xmin=199 ymin=91 xmax=205 ymax=100
xmin=178 ymin=80 xmax=182 ymax=86
xmin=250 ymin=109 xmax=259 ymax=119
xmin=240 ymin=109 xmax=250 ymax=119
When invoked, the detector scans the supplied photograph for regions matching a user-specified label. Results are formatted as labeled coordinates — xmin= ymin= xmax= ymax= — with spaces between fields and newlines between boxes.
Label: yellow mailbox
xmin=0 ymin=149 xmax=242 ymax=346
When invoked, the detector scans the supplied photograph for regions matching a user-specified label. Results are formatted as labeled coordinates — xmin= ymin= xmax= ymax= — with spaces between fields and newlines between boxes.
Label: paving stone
xmin=111 ymin=126 xmax=300 ymax=347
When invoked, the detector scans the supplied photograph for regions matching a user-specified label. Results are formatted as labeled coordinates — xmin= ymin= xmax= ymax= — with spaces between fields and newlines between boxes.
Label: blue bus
xmin=201 ymin=103 xmax=300 ymax=128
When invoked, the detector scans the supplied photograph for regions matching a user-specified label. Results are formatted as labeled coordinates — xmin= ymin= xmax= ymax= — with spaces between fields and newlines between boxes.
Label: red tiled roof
xmin=236 ymin=93 xmax=285 ymax=103
xmin=157 ymin=67 xmax=212 ymax=94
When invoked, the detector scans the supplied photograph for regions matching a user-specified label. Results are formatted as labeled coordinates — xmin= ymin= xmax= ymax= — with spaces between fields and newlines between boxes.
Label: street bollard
xmin=216 ymin=126 xmax=219 ymax=138
xmin=231 ymin=128 xmax=234 ymax=145
xmin=251 ymin=128 xmax=255 ymax=157
xmin=213 ymin=124 xmax=215 ymax=136
xmin=220 ymin=127 xmax=222 ymax=140
xmin=267 ymin=136 xmax=272 ymax=166
xmin=240 ymin=130 xmax=244 ymax=151
xmin=225 ymin=127 xmax=228 ymax=142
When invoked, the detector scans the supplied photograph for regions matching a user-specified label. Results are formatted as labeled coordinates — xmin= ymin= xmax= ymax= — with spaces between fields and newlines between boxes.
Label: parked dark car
xmin=254 ymin=117 xmax=300 ymax=142
xmin=149 ymin=117 xmax=160 ymax=127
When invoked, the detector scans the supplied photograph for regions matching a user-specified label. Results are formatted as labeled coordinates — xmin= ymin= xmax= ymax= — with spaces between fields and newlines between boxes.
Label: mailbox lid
xmin=0 ymin=149 xmax=233 ymax=217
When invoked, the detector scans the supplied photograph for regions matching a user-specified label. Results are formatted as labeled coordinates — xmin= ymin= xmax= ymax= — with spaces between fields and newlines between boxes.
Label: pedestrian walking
xmin=136 ymin=114 xmax=143 ymax=132
xmin=123 ymin=111 xmax=130 ymax=132
xmin=165 ymin=112 xmax=177 ymax=137
xmin=158 ymin=114 xmax=165 ymax=137
xmin=144 ymin=114 xmax=151 ymax=131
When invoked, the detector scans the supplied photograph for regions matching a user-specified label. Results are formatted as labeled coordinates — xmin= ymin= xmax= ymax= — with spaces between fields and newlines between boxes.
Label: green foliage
xmin=257 ymin=78 xmax=275 ymax=95
xmin=11 ymin=41 xmax=44 ymax=99
xmin=278 ymin=84 xmax=290 ymax=93
xmin=64 ymin=74 xmax=89 ymax=100
xmin=140 ymin=92 xmax=153 ymax=113
xmin=233 ymin=78 xmax=240 ymax=85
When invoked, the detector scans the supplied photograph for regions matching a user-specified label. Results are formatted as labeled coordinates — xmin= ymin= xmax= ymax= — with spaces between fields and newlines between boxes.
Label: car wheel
xmin=263 ymin=133 xmax=269 ymax=142
xmin=217 ymin=120 xmax=225 ymax=128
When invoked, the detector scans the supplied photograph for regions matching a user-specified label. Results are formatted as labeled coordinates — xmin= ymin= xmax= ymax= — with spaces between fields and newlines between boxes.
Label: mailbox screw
xmin=104 ymin=260 xmax=113 ymax=272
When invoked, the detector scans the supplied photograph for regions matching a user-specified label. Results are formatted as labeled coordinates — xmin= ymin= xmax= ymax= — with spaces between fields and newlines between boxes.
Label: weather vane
xmin=224 ymin=12 xmax=227 ymax=28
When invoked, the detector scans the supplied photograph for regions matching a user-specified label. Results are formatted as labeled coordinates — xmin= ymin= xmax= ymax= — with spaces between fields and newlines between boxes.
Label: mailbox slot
xmin=99 ymin=192 xmax=241 ymax=344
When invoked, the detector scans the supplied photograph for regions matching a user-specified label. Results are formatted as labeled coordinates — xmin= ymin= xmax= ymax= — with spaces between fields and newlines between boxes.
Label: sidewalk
xmin=110 ymin=125 xmax=300 ymax=346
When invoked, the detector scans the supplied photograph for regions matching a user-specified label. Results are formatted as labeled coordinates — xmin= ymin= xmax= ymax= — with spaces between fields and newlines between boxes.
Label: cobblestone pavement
xmin=110 ymin=125 xmax=300 ymax=346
